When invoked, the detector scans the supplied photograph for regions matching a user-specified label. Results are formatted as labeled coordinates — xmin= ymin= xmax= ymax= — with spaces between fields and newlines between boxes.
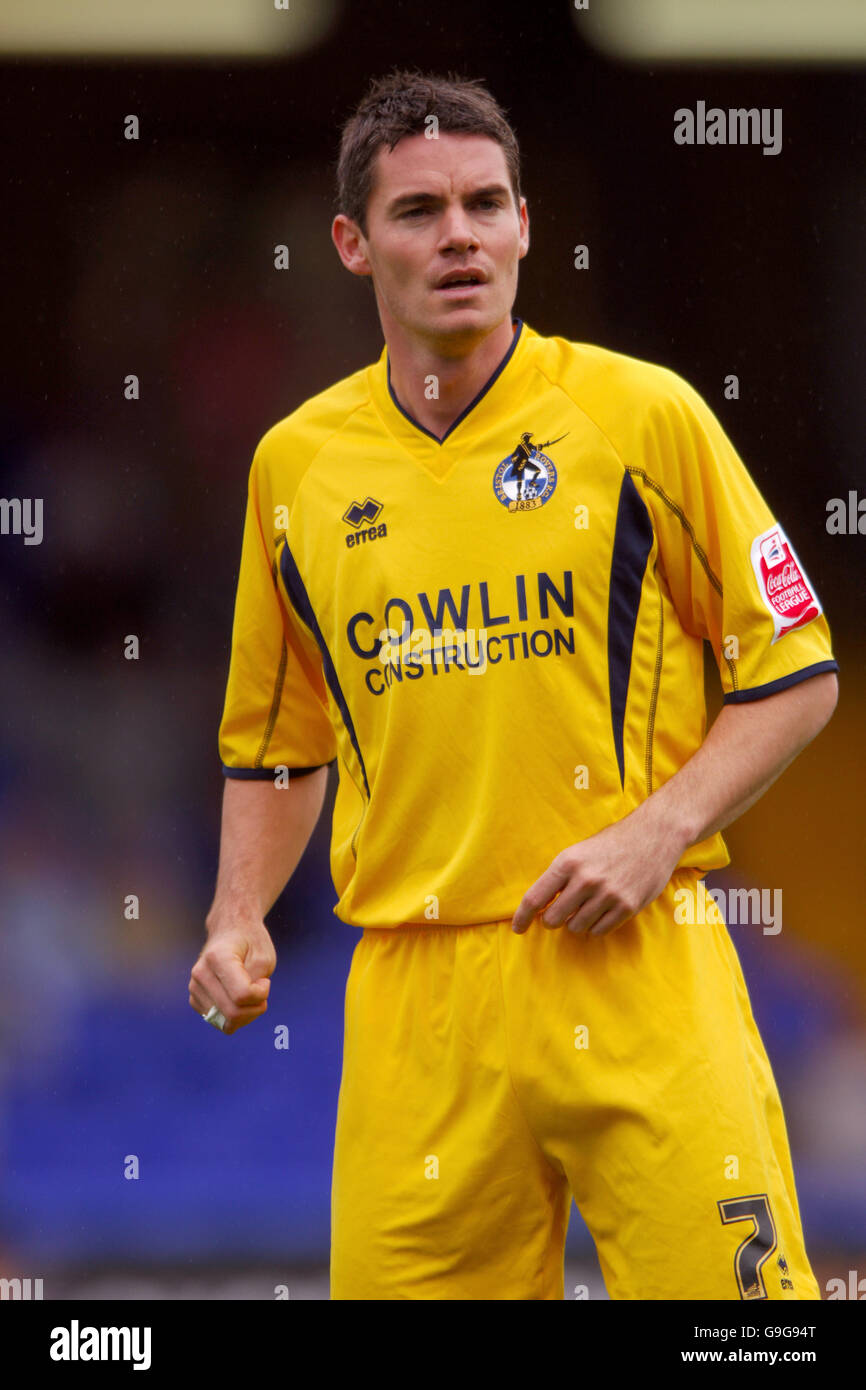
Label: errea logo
xmin=343 ymin=496 xmax=388 ymax=549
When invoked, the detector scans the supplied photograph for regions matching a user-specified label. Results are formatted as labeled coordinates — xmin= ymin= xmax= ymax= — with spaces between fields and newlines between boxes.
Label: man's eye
xmin=401 ymin=207 xmax=428 ymax=218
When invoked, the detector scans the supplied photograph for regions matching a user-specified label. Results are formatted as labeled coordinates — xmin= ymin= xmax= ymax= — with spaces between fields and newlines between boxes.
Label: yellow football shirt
xmin=218 ymin=319 xmax=838 ymax=928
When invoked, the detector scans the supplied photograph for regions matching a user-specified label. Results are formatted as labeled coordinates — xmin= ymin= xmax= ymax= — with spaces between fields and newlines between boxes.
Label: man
xmin=189 ymin=69 xmax=839 ymax=1301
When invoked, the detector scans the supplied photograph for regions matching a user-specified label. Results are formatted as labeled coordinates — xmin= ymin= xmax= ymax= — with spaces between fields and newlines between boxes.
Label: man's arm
xmin=188 ymin=768 xmax=329 ymax=1033
xmin=511 ymin=671 xmax=838 ymax=935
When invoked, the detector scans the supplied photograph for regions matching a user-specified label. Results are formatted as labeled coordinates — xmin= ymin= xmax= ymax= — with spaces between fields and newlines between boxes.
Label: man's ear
xmin=332 ymin=213 xmax=372 ymax=279
xmin=518 ymin=196 xmax=530 ymax=259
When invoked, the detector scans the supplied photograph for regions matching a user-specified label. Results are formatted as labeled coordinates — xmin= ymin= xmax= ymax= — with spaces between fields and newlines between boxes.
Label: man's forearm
xmin=632 ymin=671 xmax=838 ymax=855
xmin=208 ymin=768 xmax=329 ymax=926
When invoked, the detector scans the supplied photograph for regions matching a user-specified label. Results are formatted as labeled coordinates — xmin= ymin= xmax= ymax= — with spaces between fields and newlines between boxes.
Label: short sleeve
xmin=636 ymin=373 xmax=838 ymax=702
xmin=218 ymin=445 xmax=338 ymax=778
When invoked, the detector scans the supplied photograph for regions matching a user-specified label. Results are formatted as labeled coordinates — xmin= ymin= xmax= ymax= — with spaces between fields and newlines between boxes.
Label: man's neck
xmin=386 ymin=316 xmax=516 ymax=441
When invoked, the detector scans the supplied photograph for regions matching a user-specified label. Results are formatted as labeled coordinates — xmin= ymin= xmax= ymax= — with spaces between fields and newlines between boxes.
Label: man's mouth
xmin=435 ymin=281 xmax=485 ymax=297
xmin=435 ymin=270 xmax=487 ymax=292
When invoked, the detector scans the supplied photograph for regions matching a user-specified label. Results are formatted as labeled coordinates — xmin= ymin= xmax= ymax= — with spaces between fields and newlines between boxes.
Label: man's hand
xmin=188 ymin=916 xmax=277 ymax=1035
xmin=511 ymin=808 xmax=683 ymax=937
xmin=512 ymin=672 xmax=838 ymax=938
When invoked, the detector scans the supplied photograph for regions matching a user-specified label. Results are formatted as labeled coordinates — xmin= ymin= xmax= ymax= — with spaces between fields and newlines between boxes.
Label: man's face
xmin=337 ymin=130 xmax=529 ymax=349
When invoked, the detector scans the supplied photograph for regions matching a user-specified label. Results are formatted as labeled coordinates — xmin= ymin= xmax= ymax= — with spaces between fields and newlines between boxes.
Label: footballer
xmin=189 ymin=69 xmax=839 ymax=1300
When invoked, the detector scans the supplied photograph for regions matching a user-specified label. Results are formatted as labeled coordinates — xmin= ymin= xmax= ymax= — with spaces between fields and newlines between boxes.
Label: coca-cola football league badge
xmin=749 ymin=524 xmax=821 ymax=643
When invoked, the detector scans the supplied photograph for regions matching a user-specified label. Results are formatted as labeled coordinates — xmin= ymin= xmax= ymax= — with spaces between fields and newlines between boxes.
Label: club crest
xmin=492 ymin=430 xmax=566 ymax=511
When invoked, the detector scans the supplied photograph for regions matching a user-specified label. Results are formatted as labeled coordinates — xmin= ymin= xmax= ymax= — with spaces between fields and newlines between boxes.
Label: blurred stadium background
xmin=0 ymin=0 xmax=863 ymax=1300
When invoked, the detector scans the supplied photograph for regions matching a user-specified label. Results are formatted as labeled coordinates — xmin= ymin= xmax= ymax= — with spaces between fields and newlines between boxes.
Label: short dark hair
xmin=335 ymin=68 xmax=522 ymax=238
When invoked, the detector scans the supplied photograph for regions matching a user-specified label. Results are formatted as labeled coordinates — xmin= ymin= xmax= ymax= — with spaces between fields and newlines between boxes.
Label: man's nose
xmin=438 ymin=204 xmax=478 ymax=250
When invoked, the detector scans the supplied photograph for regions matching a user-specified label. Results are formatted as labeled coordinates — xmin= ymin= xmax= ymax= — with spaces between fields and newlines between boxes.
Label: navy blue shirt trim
xmin=386 ymin=317 xmax=524 ymax=445
xmin=608 ymin=473 xmax=655 ymax=787
xmin=722 ymin=660 xmax=839 ymax=704
xmin=278 ymin=539 xmax=370 ymax=799
xmin=222 ymin=761 xmax=335 ymax=779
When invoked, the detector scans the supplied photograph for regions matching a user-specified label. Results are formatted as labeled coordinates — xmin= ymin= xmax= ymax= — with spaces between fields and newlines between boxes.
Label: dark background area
xmin=0 ymin=0 xmax=863 ymax=1298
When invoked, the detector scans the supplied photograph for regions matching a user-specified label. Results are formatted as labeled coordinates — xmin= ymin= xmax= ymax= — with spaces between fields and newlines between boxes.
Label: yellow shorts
xmin=330 ymin=869 xmax=820 ymax=1301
